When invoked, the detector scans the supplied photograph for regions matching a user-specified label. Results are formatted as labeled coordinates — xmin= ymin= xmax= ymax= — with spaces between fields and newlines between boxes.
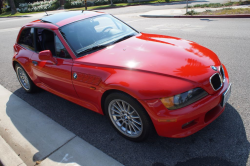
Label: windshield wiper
xmin=77 ymin=34 xmax=135 ymax=55
xmin=112 ymin=34 xmax=135 ymax=44
xmin=77 ymin=44 xmax=110 ymax=55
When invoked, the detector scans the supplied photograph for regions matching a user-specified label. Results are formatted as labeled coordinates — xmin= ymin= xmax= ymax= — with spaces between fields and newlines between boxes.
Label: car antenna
xmin=45 ymin=10 xmax=48 ymax=16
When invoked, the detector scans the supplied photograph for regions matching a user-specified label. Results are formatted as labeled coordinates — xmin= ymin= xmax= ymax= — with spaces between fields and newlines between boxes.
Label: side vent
xmin=73 ymin=72 xmax=101 ymax=86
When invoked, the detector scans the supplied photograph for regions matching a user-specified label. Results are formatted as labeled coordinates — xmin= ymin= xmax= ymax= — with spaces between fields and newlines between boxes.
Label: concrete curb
xmin=0 ymin=85 xmax=123 ymax=166
xmin=140 ymin=14 xmax=250 ymax=18
xmin=0 ymin=136 xmax=26 ymax=166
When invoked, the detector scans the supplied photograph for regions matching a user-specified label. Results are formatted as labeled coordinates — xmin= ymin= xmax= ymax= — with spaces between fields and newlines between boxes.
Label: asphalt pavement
xmin=0 ymin=1 xmax=250 ymax=166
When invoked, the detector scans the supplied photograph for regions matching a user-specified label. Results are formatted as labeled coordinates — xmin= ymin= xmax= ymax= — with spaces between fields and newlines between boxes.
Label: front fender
xmin=102 ymin=69 xmax=196 ymax=100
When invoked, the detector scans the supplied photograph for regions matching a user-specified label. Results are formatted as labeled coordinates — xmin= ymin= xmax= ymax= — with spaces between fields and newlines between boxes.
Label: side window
xmin=18 ymin=28 xmax=35 ymax=51
xmin=55 ymin=35 xmax=71 ymax=59
xmin=35 ymin=28 xmax=55 ymax=55
xmin=35 ymin=28 xmax=71 ymax=59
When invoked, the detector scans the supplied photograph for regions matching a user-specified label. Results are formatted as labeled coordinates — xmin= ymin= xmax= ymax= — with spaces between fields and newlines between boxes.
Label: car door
xmin=30 ymin=28 xmax=78 ymax=98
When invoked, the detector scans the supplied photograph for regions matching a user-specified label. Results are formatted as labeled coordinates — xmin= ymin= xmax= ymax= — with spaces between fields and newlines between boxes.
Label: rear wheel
xmin=105 ymin=92 xmax=153 ymax=142
xmin=15 ymin=64 xmax=37 ymax=93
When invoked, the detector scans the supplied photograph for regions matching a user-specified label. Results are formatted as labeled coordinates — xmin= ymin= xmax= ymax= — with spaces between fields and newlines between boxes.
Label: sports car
xmin=13 ymin=11 xmax=231 ymax=141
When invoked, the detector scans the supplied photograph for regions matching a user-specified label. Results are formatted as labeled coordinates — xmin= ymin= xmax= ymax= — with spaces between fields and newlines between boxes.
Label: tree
xmin=0 ymin=0 xmax=3 ymax=14
xmin=9 ymin=0 xmax=16 ymax=14
xmin=110 ymin=0 xmax=113 ymax=6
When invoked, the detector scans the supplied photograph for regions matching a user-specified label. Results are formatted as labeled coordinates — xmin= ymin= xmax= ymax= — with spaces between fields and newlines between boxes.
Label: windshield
xmin=60 ymin=14 xmax=138 ymax=57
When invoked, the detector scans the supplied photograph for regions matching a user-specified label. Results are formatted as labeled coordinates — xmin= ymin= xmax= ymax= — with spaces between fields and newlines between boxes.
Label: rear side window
xmin=18 ymin=28 xmax=35 ymax=51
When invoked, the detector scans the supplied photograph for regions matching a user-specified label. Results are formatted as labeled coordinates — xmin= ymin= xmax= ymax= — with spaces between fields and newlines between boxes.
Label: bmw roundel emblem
xmin=211 ymin=66 xmax=217 ymax=71
xmin=73 ymin=72 xmax=78 ymax=79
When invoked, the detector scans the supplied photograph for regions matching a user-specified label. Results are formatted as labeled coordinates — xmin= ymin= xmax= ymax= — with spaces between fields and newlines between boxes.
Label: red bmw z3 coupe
xmin=13 ymin=11 xmax=231 ymax=141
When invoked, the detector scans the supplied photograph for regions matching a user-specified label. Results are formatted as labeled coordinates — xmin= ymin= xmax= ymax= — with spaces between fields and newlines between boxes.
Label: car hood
xmin=75 ymin=33 xmax=221 ymax=83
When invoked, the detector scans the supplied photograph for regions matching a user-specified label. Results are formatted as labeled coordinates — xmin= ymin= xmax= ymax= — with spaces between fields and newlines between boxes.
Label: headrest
xmin=42 ymin=30 xmax=54 ymax=42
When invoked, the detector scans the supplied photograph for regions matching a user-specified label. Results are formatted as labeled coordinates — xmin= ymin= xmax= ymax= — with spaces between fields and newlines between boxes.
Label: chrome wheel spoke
xmin=115 ymin=119 xmax=122 ymax=124
xmin=130 ymin=123 xmax=137 ymax=132
xmin=132 ymin=119 xmax=141 ymax=126
xmin=116 ymin=101 xmax=124 ymax=112
xmin=126 ymin=105 xmax=131 ymax=113
xmin=111 ymin=108 xmax=121 ymax=115
xmin=120 ymin=121 xmax=125 ymax=128
xmin=129 ymin=110 xmax=135 ymax=115
xmin=122 ymin=101 xmax=127 ymax=113
xmin=131 ymin=115 xmax=140 ymax=119
xmin=112 ymin=114 xmax=121 ymax=118
xmin=128 ymin=124 xmax=132 ymax=134
xmin=131 ymin=122 xmax=140 ymax=131
xmin=113 ymin=104 xmax=122 ymax=113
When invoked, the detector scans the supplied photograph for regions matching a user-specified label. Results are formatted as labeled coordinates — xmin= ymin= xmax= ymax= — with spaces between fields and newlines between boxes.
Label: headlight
xmin=160 ymin=88 xmax=208 ymax=110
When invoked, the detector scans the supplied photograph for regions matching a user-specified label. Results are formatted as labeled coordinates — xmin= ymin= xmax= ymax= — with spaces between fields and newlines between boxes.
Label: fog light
xmin=182 ymin=120 xmax=196 ymax=129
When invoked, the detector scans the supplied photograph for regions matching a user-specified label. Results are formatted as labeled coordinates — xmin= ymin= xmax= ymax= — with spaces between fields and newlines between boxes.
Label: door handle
xmin=32 ymin=61 xmax=38 ymax=66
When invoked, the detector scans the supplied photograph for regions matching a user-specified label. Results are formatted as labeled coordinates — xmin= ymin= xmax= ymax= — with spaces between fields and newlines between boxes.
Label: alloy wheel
xmin=17 ymin=66 xmax=30 ymax=91
xmin=108 ymin=99 xmax=143 ymax=138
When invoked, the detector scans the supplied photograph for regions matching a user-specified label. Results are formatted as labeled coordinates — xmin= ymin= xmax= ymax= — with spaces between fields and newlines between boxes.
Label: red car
xmin=13 ymin=11 xmax=231 ymax=141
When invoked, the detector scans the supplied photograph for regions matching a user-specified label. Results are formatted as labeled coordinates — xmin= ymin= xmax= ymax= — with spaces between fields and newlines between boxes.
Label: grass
xmin=188 ymin=8 xmax=250 ymax=15
xmin=69 ymin=0 xmax=184 ymax=11
xmin=0 ymin=11 xmax=43 ymax=17
xmin=188 ymin=0 xmax=250 ymax=8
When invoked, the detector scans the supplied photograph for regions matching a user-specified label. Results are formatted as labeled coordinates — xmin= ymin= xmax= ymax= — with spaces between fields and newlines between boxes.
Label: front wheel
xmin=15 ymin=64 xmax=37 ymax=93
xmin=105 ymin=92 xmax=154 ymax=142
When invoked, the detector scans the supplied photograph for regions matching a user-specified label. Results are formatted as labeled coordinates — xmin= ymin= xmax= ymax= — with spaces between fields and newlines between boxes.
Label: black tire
xmin=15 ymin=63 xmax=37 ymax=93
xmin=105 ymin=92 xmax=154 ymax=142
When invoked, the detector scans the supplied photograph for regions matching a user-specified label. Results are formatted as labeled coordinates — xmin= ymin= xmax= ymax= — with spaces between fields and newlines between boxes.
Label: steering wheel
xmin=78 ymin=28 xmax=96 ymax=48
xmin=101 ymin=27 xmax=113 ymax=37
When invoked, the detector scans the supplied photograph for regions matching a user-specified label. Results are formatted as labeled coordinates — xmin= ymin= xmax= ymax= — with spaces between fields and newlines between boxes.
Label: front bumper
xmin=139 ymin=77 xmax=231 ymax=138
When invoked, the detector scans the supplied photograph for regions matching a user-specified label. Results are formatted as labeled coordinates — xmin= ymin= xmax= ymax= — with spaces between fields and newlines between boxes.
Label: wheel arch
xmin=12 ymin=60 xmax=19 ymax=70
xmin=100 ymin=89 xmax=151 ymax=121
xmin=101 ymin=89 xmax=127 ymax=116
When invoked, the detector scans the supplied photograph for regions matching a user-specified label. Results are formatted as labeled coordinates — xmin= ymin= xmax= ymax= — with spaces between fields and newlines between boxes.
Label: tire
xmin=105 ymin=92 xmax=154 ymax=142
xmin=15 ymin=63 xmax=37 ymax=93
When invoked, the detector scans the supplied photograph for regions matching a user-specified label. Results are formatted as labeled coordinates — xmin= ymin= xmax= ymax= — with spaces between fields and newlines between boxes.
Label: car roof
xmin=40 ymin=11 xmax=105 ymax=27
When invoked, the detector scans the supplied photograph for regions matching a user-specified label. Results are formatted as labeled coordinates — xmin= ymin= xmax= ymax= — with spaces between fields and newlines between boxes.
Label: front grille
xmin=210 ymin=73 xmax=222 ymax=91
xmin=219 ymin=66 xmax=225 ymax=82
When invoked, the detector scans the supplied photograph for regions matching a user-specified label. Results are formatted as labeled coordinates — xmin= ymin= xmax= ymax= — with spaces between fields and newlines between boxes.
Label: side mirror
xmin=39 ymin=50 xmax=57 ymax=64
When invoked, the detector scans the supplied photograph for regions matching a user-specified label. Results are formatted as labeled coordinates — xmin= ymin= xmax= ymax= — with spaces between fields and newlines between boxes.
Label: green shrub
xmin=64 ymin=0 xmax=84 ymax=9
xmin=186 ymin=9 xmax=198 ymax=15
xmin=94 ymin=0 xmax=109 ymax=6
xmin=64 ymin=1 xmax=71 ymax=9
xmin=18 ymin=0 xmax=60 ymax=13
xmin=193 ymin=4 xmax=201 ymax=7
xmin=71 ymin=1 xmax=84 ymax=8
xmin=48 ymin=0 xmax=60 ymax=10
xmin=86 ymin=2 xmax=93 ymax=6
xmin=113 ymin=0 xmax=126 ymax=4
xmin=224 ymin=2 xmax=234 ymax=6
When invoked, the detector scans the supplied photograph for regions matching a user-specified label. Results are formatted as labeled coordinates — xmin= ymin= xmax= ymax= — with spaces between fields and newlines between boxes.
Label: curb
xmin=0 ymin=136 xmax=26 ymax=166
xmin=0 ymin=85 xmax=123 ymax=166
xmin=140 ymin=14 xmax=250 ymax=18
